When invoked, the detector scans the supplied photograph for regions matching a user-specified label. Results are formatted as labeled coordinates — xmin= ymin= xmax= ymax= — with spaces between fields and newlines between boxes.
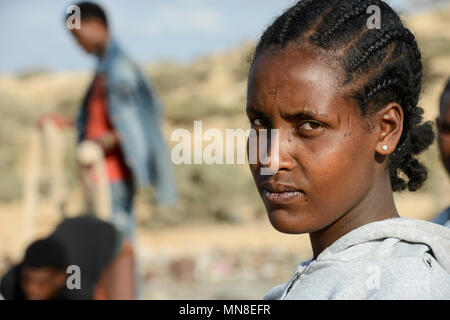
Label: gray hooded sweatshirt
xmin=264 ymin=218 xmax=450 ymax=300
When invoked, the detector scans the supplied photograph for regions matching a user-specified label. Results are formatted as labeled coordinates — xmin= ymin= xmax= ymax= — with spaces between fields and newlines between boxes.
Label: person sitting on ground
xmin=0 ymin=215 xmax=134 ymax=299
xmin=0 ymin=238 xmax=69 ymax=300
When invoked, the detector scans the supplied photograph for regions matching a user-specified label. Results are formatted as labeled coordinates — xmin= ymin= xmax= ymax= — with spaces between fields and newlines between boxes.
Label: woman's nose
xmin=259 ymin=128 xmax=295 ymax=175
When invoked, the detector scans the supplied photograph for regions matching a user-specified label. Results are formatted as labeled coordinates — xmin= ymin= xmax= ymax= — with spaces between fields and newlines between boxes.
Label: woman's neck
xmin=309 ymin=176 xmax=399 ymax=260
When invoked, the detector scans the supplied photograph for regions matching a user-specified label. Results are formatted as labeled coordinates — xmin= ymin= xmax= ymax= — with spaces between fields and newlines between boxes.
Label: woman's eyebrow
xmin=281 ymin=109 xmax=329 ymax=121
xmin=246 ymin=106 xmax=266 ymax=117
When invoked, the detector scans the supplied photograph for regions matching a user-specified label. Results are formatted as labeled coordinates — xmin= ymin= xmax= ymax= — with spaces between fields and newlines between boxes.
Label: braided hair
xmin=251 ymin=0 xmax=434 ymax=192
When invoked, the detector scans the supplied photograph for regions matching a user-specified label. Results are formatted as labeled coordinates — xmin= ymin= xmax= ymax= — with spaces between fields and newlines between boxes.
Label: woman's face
xmin=247 ymin=45 xmax=382 ymax=234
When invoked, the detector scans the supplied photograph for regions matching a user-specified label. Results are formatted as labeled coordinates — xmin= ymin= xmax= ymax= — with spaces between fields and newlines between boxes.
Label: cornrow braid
xmin=346 ymin=28 xmax=415 ymax=83
xmin=311 ymin=0 xmax=382 ymax=48
xmin=279 ymin=0 xmax=314 ymax=44
xmin=404 ymin=31 xmax=423 ymax=106
xmin=361 ymin=77 xmax=402 ymax=112
xmin=251 ymin=0 xmax=435 ymax=192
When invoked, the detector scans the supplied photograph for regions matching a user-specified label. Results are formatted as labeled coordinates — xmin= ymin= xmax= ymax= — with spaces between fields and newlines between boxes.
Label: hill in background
xmin=0 ymin=9 xmax=449 ymax=226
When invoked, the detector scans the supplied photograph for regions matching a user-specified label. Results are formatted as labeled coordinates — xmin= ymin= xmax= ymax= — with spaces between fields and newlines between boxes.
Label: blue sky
xmin=0 ymin=0 xmax=448 ymax=73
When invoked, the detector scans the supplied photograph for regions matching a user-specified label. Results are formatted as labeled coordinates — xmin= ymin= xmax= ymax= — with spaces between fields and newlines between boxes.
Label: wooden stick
xmin=22 ymin=128 xmax=41 ymax=247
xmin=43 ymin=121 xmax=67 ymax=217
xmin=77 ymin=140 xmax=111 ymax=221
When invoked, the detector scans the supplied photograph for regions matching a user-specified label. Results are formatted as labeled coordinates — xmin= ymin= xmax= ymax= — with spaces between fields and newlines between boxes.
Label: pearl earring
xmin=382 ymin=145 xmax=388 ymax=151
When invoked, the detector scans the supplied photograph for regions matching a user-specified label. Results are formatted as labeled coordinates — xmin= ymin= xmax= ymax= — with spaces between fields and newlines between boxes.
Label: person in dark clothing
xmin=0 ymin=215 xmax=129 ymax=300
xmin=1 ymin=238 xmax=68 ymax=300
xmin=49 ymin=215 xmax=123 ymax=299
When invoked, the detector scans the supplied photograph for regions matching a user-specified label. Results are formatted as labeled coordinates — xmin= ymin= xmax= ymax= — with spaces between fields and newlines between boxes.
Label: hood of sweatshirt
xmin=265 ymin=218 xmax=450 ymax=300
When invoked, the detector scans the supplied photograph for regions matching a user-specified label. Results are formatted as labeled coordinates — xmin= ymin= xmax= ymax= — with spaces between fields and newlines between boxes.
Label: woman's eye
xmin=252 ymin=118 xmax=263 ymax=127
xmin=297 ymin=121 xmax=324 ymax=137
xmin=300 ymin=121 xmax=321 ymax=130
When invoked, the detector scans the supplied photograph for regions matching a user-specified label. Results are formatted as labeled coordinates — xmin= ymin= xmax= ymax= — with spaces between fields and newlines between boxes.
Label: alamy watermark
xmin=365 ymin=265 xmax=381 ymax=291
xmin=170 ymin=121 xmax=280 ymax=175
xmin=66 ymin=265 xmax=81 ymax=290
xmin=367 ymin=5 xmax=381 ymax=30
xmin=66 ymin=5 xmax=81 ymax=30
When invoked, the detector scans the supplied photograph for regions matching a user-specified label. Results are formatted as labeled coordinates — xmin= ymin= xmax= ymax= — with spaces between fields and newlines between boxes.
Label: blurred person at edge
xmin=38 ymin=1 xmax=178 ymax=296
xmin=432 ymin=79 xmax=450 ymax=227
xmin=21 ymin=239 xmax=68 ymax=300
xmin=65 ymin=1 xmax=177 ymax=238
xmin=0 ymin=215 xmax=134 ymax=300
xmin=0 ymin=238 xmax=69 ymax=300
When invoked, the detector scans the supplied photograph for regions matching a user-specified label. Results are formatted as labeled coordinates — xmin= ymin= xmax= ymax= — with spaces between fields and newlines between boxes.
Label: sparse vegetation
xmin=0 ymin=10 xmax=449 ymax=226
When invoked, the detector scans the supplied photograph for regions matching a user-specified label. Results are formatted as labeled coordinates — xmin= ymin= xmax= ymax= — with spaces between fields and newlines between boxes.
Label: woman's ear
xmin=375 ymin=102 xmax=404 ymax=155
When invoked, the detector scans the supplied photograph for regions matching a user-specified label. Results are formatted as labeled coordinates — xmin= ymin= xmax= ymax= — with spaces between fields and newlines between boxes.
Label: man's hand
xmin=77 ymin=132 xmax=118 ymax=168
xmin=77 ymin=140 xmax=104 ymax=167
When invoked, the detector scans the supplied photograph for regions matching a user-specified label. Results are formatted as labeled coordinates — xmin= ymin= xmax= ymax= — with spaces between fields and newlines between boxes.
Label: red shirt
xmin=85 ymin=75 xmax=131 ymax=182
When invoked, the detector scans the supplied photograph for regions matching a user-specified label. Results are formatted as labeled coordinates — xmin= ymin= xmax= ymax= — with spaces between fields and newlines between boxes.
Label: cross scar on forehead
xmin=268 ymin=84 xmax=284 ymax=105
xmin=267 ymin=84 xmax=282 ymax=96
xmin=267 ymin=85 xmax=283 ymax=96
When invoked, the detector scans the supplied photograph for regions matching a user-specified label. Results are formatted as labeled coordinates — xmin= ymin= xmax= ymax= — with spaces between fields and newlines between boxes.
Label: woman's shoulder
xmin=270 ymin=218 xmax=450 ymax=299
xmin=318 ymin=218 xmax=450 ymax=276
xmin=274 ymin=251 xmax=450 ymax=299
xmin=333 ymin=249 xmax=450 ymax=299
xmin=319 ymin=227 xmax=450 ymax=299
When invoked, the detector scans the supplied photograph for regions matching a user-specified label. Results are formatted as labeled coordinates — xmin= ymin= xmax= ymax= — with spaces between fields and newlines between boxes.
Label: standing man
xmin=65 ymin=2 xmax=177 ymax=243
xmin=433 ymin=78 xmax=450 ymax=227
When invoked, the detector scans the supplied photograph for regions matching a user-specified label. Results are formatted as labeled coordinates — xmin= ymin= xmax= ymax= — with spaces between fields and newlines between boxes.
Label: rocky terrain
xmin=0 ymin=8 xmax=449 ymax=299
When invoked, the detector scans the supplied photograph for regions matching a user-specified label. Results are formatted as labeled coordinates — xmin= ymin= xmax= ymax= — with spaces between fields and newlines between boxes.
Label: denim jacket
xmin=76 ymin=39 xmax=177 ymax=205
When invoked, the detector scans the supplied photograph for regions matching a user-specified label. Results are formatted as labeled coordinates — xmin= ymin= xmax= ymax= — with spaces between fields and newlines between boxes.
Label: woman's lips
xmin=261 ymin=188 xmax=305 ymax=203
